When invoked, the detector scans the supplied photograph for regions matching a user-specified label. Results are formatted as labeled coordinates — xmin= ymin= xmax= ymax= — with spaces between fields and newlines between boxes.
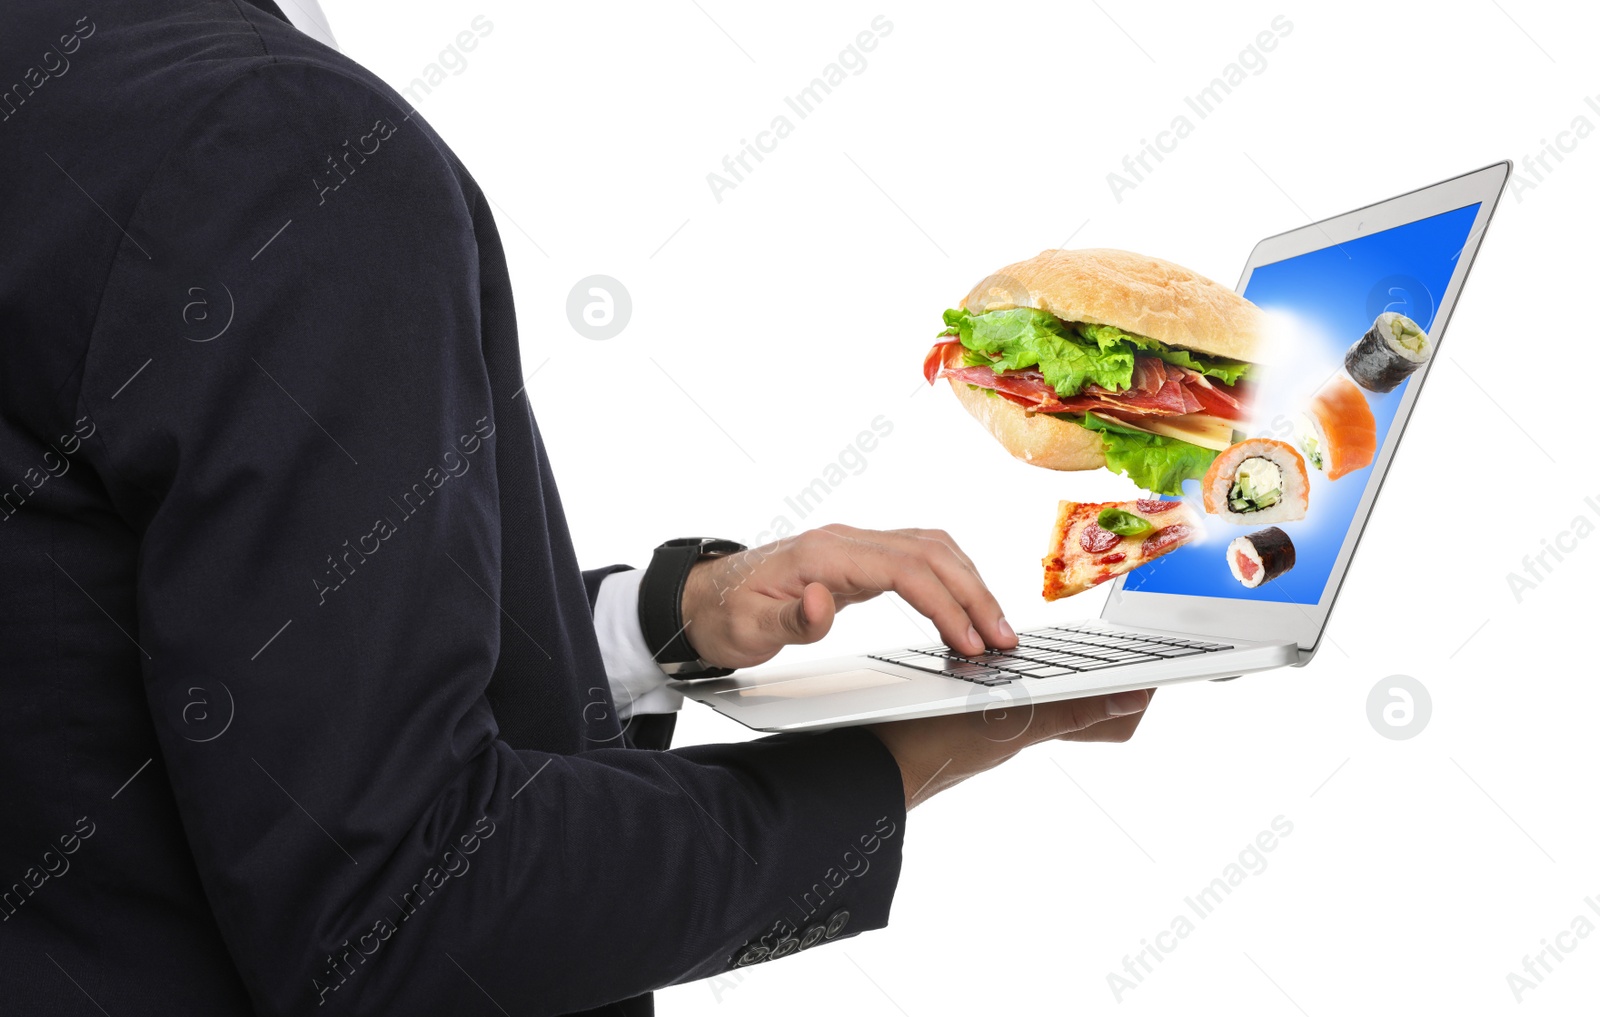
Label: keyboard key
xmin=984 ymin=661 xmax=1029 ymax=672
xmin=1055 ymin=647 xmax=1118 ymax=660
xmin=1024 ymin=666 xmax=1076 ymax=678
xmin=895 ymin=654 xmax=959 ymax=670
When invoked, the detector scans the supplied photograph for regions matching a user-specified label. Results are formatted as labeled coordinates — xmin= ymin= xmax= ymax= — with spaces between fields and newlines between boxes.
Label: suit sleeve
xmin=78 ymin=63 xmax=904 ymax=1017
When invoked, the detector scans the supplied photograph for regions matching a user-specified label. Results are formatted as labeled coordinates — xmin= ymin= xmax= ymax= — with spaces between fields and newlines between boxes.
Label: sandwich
xmin=922 ymin=248 xmax=1267 ymax=495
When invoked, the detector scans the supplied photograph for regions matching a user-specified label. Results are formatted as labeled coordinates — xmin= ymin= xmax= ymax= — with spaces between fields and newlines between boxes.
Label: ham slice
xmin=924 ymin=340 xmax=1224 ymax=419
xmin=922 ymin=337 xmax=964 ymax=385
xmin=1184 ymin=371 xmax=1251 ymax=422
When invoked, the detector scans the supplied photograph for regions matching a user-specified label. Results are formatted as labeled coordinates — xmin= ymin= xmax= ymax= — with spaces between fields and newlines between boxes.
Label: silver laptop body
xmin=680 ymin=162 xmax=1510 ymax=733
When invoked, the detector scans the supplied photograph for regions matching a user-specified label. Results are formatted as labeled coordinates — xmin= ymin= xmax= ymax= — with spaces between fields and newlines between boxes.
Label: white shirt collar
xmin=275 ymin=0 xmax=340 ymax=52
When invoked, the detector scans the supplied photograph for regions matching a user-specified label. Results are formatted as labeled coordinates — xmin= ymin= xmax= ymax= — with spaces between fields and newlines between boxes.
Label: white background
xmin=327 ymin=1 xmax=1597 ymax=1012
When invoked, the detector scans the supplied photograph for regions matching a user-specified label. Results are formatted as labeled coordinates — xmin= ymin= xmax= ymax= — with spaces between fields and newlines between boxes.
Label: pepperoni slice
xmin=1096 ymin=552 xmax=1127 ymax=566
xmin=1135 ymin=499 xmax=1182 ymax=514
xmin=1079 ymin=523 xmax=1121 ymax=554
xmin=1141 ymin=523 xmax=1194 ymax=557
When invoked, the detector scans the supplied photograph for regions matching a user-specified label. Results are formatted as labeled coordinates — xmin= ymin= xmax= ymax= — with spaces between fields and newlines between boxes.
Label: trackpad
xmin=714 ymin=668 xmax=909 ymax=708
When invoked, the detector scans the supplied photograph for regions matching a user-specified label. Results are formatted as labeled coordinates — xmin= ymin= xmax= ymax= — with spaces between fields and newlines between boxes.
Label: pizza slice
xmin=1042 ymin=498 xmax=1203 ymax=600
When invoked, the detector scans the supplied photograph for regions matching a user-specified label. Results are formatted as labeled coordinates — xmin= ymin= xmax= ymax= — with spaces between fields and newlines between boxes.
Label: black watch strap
xmin=638 ymin=537 xmax=746 ymax=679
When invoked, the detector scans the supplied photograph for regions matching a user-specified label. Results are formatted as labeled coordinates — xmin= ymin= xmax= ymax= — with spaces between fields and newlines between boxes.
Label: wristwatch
xmin=638 ymin=537 xmax=747 ymax=680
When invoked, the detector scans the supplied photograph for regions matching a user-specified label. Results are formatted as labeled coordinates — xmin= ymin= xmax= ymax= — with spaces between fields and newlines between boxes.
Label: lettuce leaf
xmin=1072 ymin=413 xmax=1218 ymax=496
xmin=1079 ymin=322 xmax=1253 ymax=385
xmin=942 ymin=308 xmax=1135 ymax=395
xmin=944 ymin=309 xmax=1253 ymax=392
xmin=1150 ymin=347 xmax=1252 ymax=385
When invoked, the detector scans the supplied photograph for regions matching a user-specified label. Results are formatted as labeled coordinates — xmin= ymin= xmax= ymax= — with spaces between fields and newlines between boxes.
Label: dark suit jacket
xmin=0 ymin=3 xmax=905 ymax=1014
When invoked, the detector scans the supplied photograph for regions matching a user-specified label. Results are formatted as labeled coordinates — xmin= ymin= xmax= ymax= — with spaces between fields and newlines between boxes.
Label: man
xmin=0 ymin=2 xmax=1151 ymax=1014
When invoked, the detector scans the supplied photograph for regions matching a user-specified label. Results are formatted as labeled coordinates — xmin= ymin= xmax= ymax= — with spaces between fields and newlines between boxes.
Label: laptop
xmin=679 ymin=162 xmax=1510 ymax=733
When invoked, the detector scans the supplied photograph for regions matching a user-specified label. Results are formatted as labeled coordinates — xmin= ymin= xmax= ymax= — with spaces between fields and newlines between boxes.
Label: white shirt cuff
xmin=593 ymin=569 xmax=684 ymax=720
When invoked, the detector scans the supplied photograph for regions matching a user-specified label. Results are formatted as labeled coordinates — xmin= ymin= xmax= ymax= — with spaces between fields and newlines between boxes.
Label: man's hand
xmin=680 ymin=524 xmax=1016 ymax=670
xmin=867 ymin=689 xmax=1153 ymax=810
xmin=679 ymin=523 xmax=1154 ymax=811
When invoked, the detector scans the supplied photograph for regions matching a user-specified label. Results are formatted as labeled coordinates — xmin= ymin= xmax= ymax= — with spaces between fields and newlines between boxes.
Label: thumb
xmin=773 ymin=582 xmax=836 ymax=646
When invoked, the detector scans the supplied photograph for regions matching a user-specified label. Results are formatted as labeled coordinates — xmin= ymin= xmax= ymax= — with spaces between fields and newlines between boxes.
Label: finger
xmin=893 ymin=534 xmax=1013 ymax=650
xmin=888 ymin=527 xmax=980 ymax=575
xmin=883 ymin=527 xmax=1004 ymax=646
xmin=818 ymin=527 xmax=1013 ymax=651
xmin=836 ymin=544 xmax=987 ymax=655
xmin=1056 ymin=709 xmax=1149 ymax=744
xmin=825 ymin=524 xmax=982 ymax=583
xmin=1033 ymin=689 xmax=1152 ymax=742
xmin=887 ymin=529 xmax=1015 ymax=647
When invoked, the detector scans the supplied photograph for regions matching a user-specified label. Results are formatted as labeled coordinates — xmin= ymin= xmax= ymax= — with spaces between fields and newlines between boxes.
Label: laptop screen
xmin=1124 ymin=202 xmax=1482 ymax=606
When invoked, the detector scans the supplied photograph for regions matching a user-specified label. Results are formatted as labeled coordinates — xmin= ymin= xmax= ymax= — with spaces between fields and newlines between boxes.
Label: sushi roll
xmin=1227 ymin=527 xmax=1296 ymax=589
xmin=1345 ymin=312 xmax=1432 ymax=393
xmin=1296 ymin=375 xmax=1377 ymax=481
xmin=1201 ymin=438 xmax=1309 ymax=525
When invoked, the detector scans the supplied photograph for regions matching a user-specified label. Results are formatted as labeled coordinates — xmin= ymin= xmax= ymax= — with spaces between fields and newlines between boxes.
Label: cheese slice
xmin=1091 ymin=411 xmax=1237 ymax=451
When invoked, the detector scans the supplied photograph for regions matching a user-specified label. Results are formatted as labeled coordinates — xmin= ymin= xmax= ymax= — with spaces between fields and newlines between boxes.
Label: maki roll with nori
xmin=1200 ymin=438 xmax=1309 ymax=525
xmin=1345 ymin=312 xmax=1432 ymax=393
xmin=1227 ymin=527 xmax=1296 ymax=589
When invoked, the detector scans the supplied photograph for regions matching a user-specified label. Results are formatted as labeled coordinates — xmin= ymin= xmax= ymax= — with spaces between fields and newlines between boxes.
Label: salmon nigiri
xmin=1297 ymin=375 xmax=1376 ymax=481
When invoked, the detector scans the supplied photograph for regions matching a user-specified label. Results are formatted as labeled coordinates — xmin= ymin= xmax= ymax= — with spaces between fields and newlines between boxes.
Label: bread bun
xmin=962 ymin=248 xmax=1265 ymax=363
xmin=948 ymin=378 xmax=1106 ymax=471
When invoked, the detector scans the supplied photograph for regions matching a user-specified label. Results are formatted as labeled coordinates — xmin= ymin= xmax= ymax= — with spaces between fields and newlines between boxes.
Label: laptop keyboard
xmin=866 ymin=623 xmax=1233 ymax=686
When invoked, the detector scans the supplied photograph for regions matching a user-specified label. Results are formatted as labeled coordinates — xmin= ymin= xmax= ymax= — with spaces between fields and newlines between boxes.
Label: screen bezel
xmin=1102 ymin=161 xmax=1510 ymax=658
